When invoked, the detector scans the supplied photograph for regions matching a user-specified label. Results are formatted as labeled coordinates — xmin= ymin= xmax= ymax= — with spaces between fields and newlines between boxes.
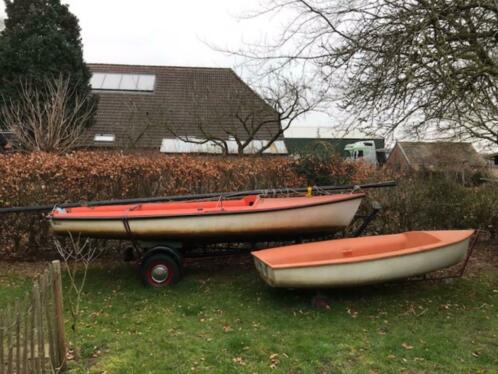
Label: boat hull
xmin=253 ymin=232 xmax=472 ymax=288
xmin=50 ymin=196 xmax=363 ymax=241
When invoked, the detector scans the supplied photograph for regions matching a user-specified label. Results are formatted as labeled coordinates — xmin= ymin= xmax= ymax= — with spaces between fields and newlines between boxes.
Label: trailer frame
xmin=132 ymin=198 xmax=383 ymax=287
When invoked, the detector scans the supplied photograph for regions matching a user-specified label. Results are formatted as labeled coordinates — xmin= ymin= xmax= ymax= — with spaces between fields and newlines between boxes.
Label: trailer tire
xmin=142 ymin=246 xmax=183 ymax=268
xmin=141 ymin=254 xmax=181 ymax=288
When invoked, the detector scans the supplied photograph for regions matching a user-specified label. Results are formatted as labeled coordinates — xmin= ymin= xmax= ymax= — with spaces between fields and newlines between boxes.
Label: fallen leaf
xmin=269 ymin=353 xmax=280 ymax=368
xmin=402 ymin=343 xmax=414 ymax=350
xmin=347 ymin=308 xmax=359 ymax=318
xmin=233 ymin=356 xmax=246 ymax=366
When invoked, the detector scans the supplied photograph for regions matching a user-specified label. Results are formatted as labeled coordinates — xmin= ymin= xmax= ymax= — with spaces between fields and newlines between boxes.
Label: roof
xmin=285 ymin=127 xmax=384 ymax=139
xmin=82 ymin=63 xmax=281 ymax=149
xmin=285 ymin=138 xmax=385 ymax=157
xmin=481 ymin=152 xmax=498 ymax=160
xmin=389 ymin=142 xmax=486 ymax=170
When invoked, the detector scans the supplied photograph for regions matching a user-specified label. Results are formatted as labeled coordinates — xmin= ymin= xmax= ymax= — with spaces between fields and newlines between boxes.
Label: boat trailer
xmin=124 ymin=197 xmax=384 ymax=287
xmin=0 ymin=180 xmax=396 ymax=288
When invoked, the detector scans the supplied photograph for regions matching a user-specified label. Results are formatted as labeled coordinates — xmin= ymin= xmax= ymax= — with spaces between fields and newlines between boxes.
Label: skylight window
xmin=90 ymin=73 xmax=156 ymax=92
xmin=94 ymin=134 xmax=115 ymax=142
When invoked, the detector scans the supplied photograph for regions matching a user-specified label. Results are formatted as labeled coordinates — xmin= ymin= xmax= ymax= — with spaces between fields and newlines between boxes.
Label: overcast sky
xmin=0 ymin=0 xmax=349 ymax=130
xmin=2 ymin=0 xmax=267 ymax=66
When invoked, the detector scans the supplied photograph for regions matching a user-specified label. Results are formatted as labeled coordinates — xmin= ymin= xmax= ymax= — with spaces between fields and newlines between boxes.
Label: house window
xmin=94 ymin=134 xmax=115 ymax=142
xmin=90 ymin=73 xmax=156 ymax=92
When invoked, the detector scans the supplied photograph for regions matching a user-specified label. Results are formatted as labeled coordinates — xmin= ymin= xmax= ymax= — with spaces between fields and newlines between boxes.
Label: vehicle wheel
xmin=141 ymin=254 xmax=181 ymax=288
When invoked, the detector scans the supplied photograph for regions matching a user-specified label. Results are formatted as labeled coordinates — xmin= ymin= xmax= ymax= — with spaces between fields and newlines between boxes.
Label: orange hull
xmin=252 ymin=230 xmax=474 ymax=287
xmin=49 ymin=193 xmax=365 ymax=241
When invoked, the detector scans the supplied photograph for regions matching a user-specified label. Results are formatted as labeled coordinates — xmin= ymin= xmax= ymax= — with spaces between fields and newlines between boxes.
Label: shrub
xmin=291 ymin=144 xmax=377 ymax=186
xmin=369 ymin=173 xmax=498 ymax=236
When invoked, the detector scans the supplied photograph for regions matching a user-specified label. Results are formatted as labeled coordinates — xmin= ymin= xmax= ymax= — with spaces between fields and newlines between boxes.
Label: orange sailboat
xmin=49 ymin=193 xmax=365 ymax=242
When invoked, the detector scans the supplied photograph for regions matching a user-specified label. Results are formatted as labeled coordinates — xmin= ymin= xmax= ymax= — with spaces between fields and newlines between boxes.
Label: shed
xmin=385 ymin=142 xmax=486 ymax=172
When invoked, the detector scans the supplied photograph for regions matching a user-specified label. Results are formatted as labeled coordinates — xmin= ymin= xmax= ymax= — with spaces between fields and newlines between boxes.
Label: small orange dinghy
xmin=252 ymin=230 xmax=474 ymax=288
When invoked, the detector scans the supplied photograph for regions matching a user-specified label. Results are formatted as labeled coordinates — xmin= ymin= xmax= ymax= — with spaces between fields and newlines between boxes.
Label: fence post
xmin=29 ymin=291 xmax=35 ymax=374
xmin=14 ymin=301 xmax=20 ymax=374
xmin=0 ymin=312 xmax=4 ymax=374
xmin=41 ymin=272 xmax=55 ymax=372
xmin=22 ymin=297 xmax=28 ymax=374
xmin=51 ymin=260 xmax=66 ymax=370
xmin=33 ymin=282 xmax=42 ymax=373
xmin=6 ymin=305 xmax=12 ymax=374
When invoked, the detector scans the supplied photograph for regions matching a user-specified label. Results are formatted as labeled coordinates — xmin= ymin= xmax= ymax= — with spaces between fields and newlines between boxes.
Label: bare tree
xmin=230 ymin=0 xmax=497 ymax=147
xmin=166 ymin=72 xmax=319 ymax=154
xmin=54 ymin=234 xmax=103 ymax=335
xmin=119 ymin=97 xmax=155 ymax=150
xmin=54 ymin=233 xmax=104 ymax=361
xmin=1 ymin=76 xmax=96 ymax=152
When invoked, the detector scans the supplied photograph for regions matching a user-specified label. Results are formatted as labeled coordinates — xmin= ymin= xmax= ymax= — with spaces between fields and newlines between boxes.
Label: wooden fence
xmin=0 ymin=260 xmax=66 ymax=373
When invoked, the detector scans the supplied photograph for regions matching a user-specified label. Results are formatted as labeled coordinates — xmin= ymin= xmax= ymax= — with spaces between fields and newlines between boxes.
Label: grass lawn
xmin=0 ymin=246 xmax=497 ymax=373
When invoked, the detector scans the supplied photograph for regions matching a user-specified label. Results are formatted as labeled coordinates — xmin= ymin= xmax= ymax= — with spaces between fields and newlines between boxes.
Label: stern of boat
xmin=253 ymin=257 xmax=276 ymax=286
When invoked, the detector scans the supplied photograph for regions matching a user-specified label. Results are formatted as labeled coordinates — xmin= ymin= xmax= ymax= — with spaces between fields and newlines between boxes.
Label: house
xmin=385 ymin=141 xmax=486 ymax=172
xmin=82 ymin=63 xmax=287 ymax=154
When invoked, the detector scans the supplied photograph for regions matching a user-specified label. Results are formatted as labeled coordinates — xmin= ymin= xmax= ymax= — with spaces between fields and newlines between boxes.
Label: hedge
xmin=0 ymin=151 xmax=374 ymax=257
xmin=1 ymin=151 xmax=496 ymax=259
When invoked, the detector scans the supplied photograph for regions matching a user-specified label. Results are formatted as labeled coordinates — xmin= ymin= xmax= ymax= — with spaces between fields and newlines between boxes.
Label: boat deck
xmin=253 ymin=230 xmax=475 ymax=268
xmin=51 ymin=193 xmax=364 ymax=219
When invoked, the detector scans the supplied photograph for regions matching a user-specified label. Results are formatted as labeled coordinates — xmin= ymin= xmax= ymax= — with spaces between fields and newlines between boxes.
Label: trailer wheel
xmin=141 ymin=254 xmax=181 ymax=288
